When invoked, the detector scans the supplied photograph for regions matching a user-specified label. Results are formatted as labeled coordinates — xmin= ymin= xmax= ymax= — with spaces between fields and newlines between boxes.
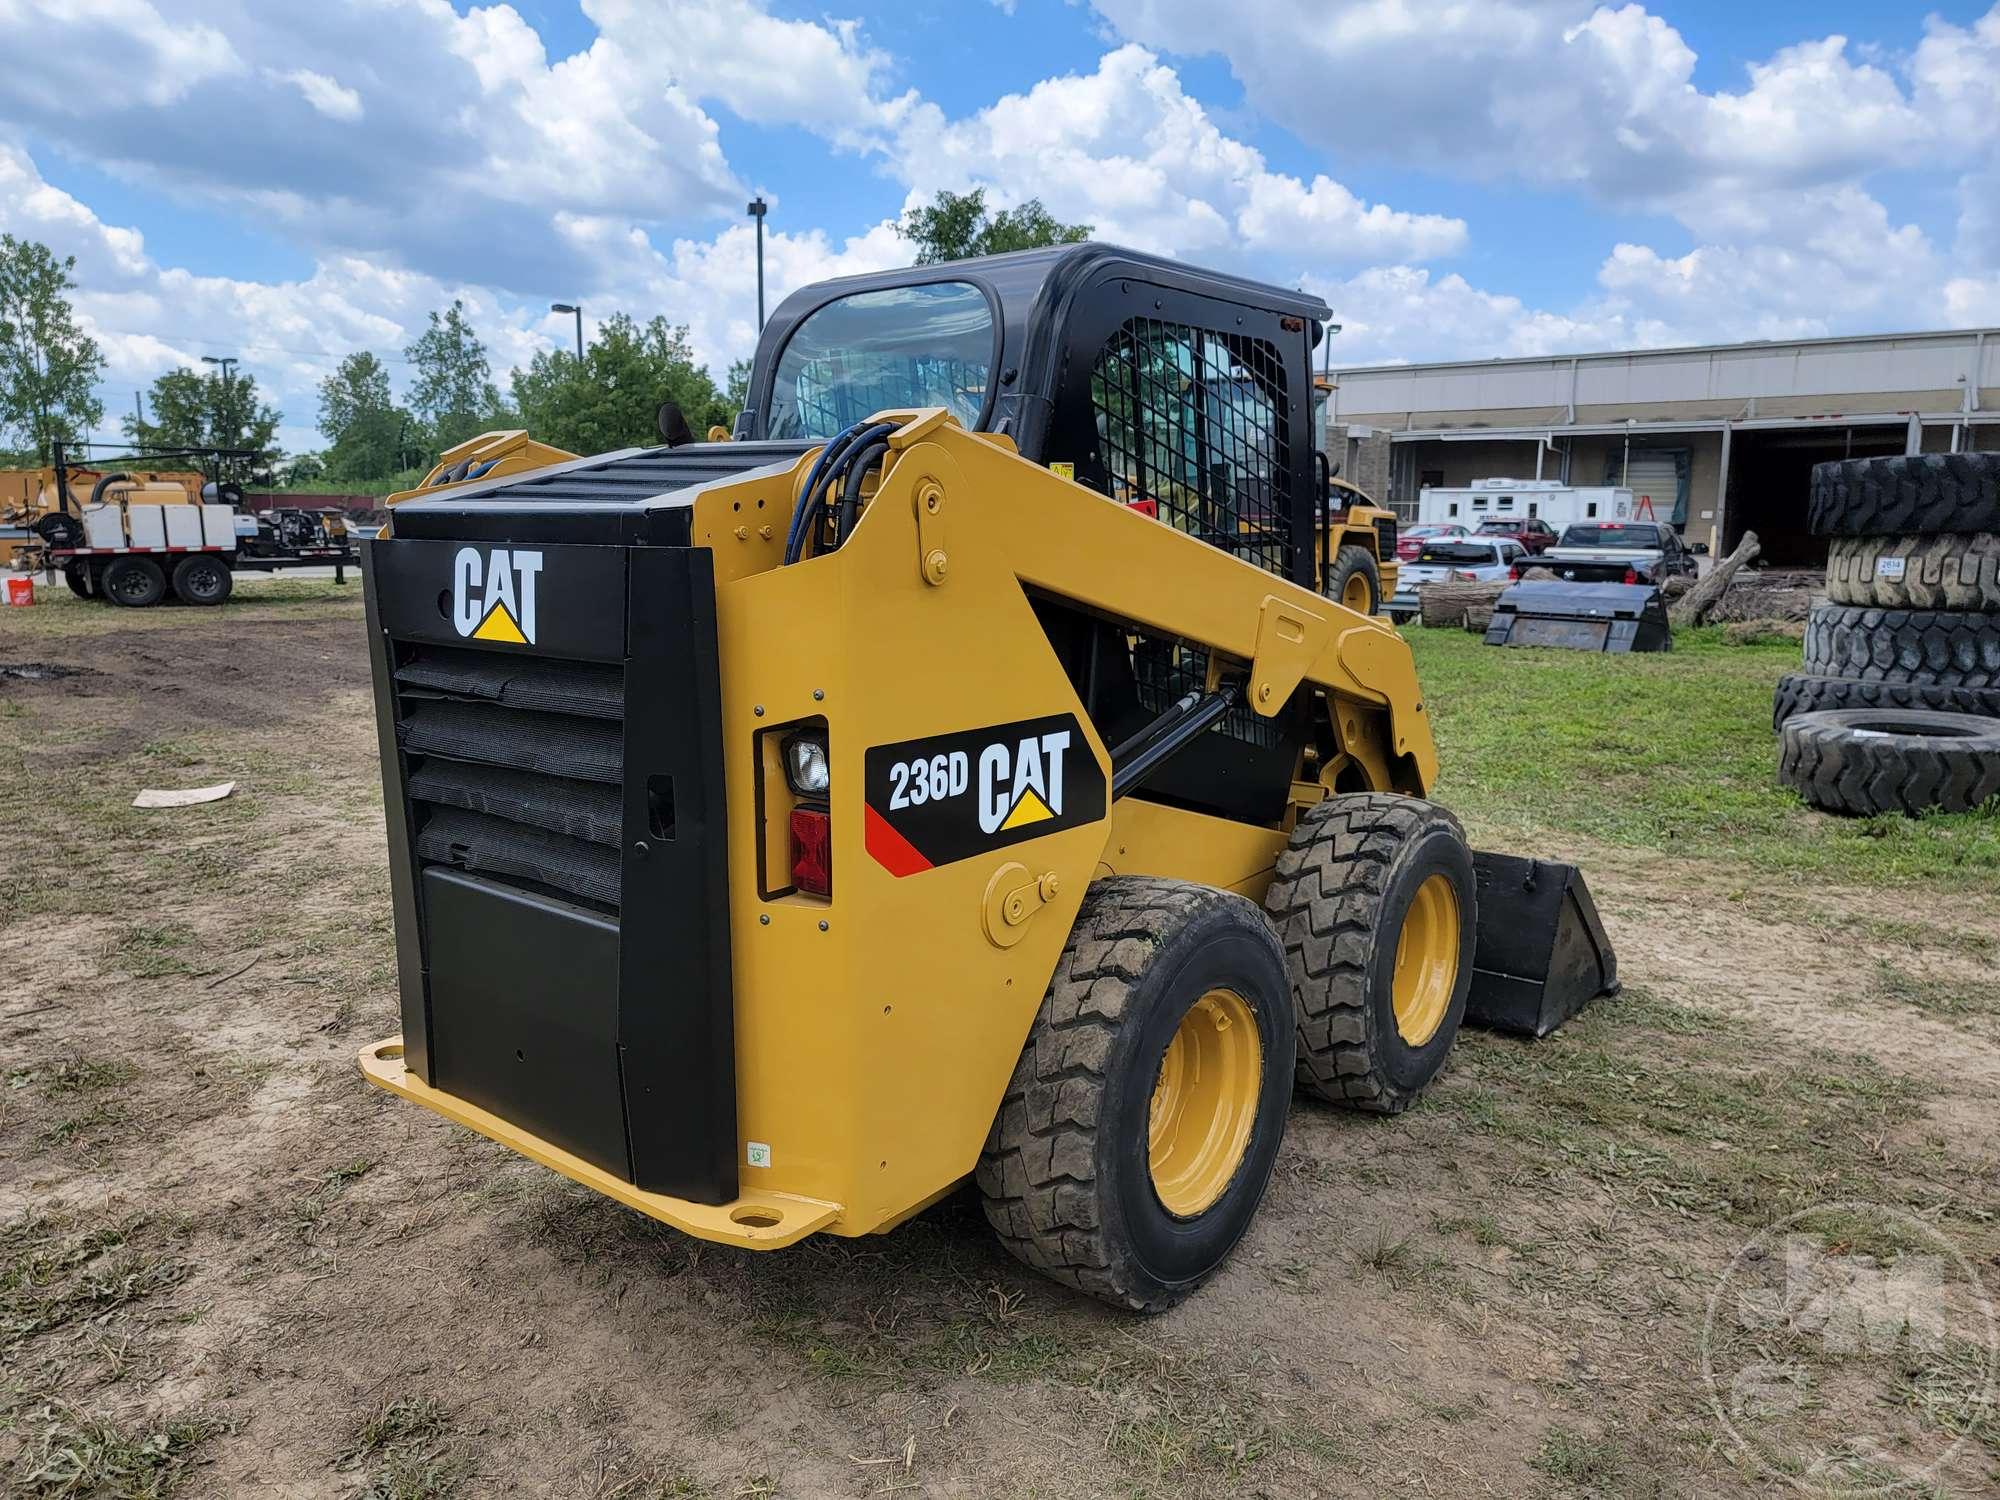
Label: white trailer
xmin=1417 ymin=477 xmax=1638 ymax=531
xmin=48 ymin=500 xmax=354 ymax=607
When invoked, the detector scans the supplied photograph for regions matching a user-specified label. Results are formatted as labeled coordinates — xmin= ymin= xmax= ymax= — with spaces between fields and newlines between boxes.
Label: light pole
xmin=747 ymin=196 xmax=768 ymax=331
xmin=550 ymin=303 xmax=583 ymax=361
xmin=200 ymin=355 xmax=241 ymax=470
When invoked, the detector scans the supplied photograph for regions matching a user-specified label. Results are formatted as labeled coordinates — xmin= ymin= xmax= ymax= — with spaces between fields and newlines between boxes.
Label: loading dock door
xmin=1621 ymin=455 xmax=1680 ymax=524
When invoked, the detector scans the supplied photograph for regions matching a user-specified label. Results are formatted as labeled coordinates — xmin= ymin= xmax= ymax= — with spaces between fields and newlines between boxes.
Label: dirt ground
xmin=3 ymin=583 xmax=1998 ymax=1498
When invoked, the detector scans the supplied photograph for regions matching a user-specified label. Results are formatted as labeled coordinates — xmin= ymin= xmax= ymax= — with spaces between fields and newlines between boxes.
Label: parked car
xmin=1473 ymin=516 xmax=1560 ymax=553
xmin=1395 ymin=522 xmax=1469 ymax=561
xmin=1541 ymin=521 xmax=1701 ymax=584
xmin=1388 ymin=536 xmax=1526 ymax=623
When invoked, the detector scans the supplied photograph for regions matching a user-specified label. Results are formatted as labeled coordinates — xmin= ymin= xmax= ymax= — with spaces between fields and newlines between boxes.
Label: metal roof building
xmin=1320 ymin=327 xmax=2000 ymax=564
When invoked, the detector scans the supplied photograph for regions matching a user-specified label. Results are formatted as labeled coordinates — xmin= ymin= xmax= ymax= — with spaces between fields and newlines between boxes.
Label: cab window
xmin=767 ymin=281 xmax=994 ymax=439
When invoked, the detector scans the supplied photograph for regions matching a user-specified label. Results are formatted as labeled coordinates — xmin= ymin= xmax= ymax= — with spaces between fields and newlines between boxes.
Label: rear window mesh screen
xmin=1092 ymin=319 xmax=1294 ymax=578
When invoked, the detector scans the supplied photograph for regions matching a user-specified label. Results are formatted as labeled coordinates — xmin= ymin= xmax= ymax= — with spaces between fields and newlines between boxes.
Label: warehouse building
xmin=1321 ymin=328 xmax=2000 ymax=564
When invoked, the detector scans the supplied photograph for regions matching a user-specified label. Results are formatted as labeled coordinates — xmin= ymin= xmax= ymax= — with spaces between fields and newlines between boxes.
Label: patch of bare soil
xmin=3 ymin=592 xmax=1997 ymax=1498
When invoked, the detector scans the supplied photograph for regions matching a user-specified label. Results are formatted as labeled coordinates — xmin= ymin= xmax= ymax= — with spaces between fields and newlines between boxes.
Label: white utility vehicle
xmin=1417 ymin=477 xmax=1637 ymax=531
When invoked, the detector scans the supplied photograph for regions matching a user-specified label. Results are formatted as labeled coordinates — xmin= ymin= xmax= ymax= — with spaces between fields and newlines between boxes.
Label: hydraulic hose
xmin=786 ymin=419 xmax=896 ymax=564
xmin=835 ymin=439 xmax=891 ymax=545
xmin=784 ymin=421 xmax=867 ymax=564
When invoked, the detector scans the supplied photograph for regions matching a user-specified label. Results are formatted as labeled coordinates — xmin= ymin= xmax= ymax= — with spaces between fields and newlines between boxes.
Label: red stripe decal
xmin=864 ymin=803 xmax=932 ymax=878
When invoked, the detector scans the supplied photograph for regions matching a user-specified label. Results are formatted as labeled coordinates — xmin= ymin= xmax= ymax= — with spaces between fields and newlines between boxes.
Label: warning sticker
xmin=863 ymin=713 xmax=1104 ymax=876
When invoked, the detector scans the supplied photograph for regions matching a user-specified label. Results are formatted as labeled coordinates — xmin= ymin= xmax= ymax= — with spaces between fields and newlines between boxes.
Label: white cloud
xmin=890 ymin=46 xmax=1464 ymax=265
xmin=1096 ymin=0 xmax=1984 ymax=238
xmin=0 ymin=0 xmax=241 ymax=110
xmin=0 ymin=140 xmax=904 ymax=454
xmin=1308 ymin=183 xmax=1954 ymax=370
xmin=272 ymin=68 xmax=363 ymax=122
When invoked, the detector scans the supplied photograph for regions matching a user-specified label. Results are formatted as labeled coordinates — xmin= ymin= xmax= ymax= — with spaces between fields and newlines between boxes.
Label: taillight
xmin=1509 ymin=563 xmax=1522 ymax=581
xmin=1622 ymin=566 xmax=1638 ymax=584
xmin=790 ymin=807 xmax=831 ymax=896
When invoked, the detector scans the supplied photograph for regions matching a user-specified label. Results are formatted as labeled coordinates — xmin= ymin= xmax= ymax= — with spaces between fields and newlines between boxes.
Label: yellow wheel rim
xmin=1148 ymin=989 xmax=1262 ymax=1218
xmin=1341 ymin=571 xmax=1372 ymax=611
xmin=1392 ymin=873 xmax=1461 ymax=1046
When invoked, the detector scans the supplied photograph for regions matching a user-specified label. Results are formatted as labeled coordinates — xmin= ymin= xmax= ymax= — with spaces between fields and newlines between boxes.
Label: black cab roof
xmin=742 ymin=242 xmax=1332 ymax=444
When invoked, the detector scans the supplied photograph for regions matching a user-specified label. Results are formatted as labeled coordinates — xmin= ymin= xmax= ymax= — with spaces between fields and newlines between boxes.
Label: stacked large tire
xmin=1775 ymin=454 xmax=2000 ymax=816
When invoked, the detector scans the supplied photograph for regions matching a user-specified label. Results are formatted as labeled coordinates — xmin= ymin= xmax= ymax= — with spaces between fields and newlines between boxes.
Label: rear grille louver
xmin=394 ymin=645 xmax=625 ymax=912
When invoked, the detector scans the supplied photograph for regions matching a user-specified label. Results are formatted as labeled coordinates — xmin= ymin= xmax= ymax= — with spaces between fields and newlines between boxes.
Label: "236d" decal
xmin=864 ymin=714 xmax=1104 ymax=876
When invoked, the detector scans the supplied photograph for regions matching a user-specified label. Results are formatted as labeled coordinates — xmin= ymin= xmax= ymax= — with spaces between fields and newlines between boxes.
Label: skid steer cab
xmin=359 ymin=243 xmax=1612 ymax=1312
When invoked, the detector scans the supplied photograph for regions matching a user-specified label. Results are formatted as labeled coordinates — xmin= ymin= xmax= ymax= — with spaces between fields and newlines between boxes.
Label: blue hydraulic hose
xmin=784 ymin=420 xmax=866 ymax=564
xmin=786 ymin=419 xmax=897 ymax=564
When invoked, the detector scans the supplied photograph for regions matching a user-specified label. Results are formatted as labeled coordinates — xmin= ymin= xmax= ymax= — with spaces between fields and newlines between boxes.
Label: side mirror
xmin=657 ymin=400 xmax=695 ymax=447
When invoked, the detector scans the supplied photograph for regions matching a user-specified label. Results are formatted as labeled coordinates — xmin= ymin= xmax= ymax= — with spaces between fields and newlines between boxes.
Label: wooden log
xmin=1668 ymin=530 xmax=1761 ymax=629
xmin=1417 ymin=580 xmax=1507 ymax=629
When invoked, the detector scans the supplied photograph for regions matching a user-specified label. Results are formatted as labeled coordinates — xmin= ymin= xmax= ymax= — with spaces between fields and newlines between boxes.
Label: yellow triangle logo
xmin=472 ymin=601 xmax=527 ymax=644
xmin=1000 ymin=787 xmax=1055 ymax=830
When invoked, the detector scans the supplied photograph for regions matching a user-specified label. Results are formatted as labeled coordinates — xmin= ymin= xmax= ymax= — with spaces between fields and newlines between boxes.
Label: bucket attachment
xmin=1484 ymin=581 xmax=1670 ymax=652
xmin=1465 ymin=851 xmax=1618 ymax=1037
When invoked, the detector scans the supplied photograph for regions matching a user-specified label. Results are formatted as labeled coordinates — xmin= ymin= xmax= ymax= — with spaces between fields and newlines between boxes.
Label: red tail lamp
xmin=790 ymin=807 xmax=831 ymax=896
xmin=1622 ymin=566 xmax=1639 ymax=585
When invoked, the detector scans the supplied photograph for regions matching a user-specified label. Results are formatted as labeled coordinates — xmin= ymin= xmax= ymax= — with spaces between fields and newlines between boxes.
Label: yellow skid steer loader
xmin=359 ymin=245 xmax=1613 ymax=1310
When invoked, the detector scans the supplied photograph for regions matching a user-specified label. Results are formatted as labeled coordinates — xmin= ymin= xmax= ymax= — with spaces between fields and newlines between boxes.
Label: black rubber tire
xmin=1263 ymin=793 xmax=1476 ymax=1115
xmin=976 ymin=877 xmax=1295 ymax=1313
xmin=1328 ymin=544 xmax=1382 ymax=615
xmin=1778 ymin=708 xmax=2000 ymax=817
xmin=171 ymin=554 xmax=233 ymax=606
xmin=1772 ymin=672 xmax=2000 ymax=731
xmin=1825 ymin=533 xmax=2000 ymax=612
xmin=61 ymin=562 xmax=91 ymax=599
xmin=1389 ymin=611 xmax=1415 ymax=627
xmin=1802 ymin=603 xmax=2000 ymax=688
xmin=1809 ymin=454 xmax=2000 ymax=538
xmin=101 ymin=557 xmax=166 ymax=608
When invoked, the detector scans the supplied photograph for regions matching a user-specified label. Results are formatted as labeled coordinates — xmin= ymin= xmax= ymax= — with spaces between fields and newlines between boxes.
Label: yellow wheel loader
xmin=359 ymin=245 xmax=1612 ymax=1311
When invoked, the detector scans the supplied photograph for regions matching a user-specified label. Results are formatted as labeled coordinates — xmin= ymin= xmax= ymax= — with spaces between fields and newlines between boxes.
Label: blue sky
xmin=3 ymin=1 xmax=1998 ymax=455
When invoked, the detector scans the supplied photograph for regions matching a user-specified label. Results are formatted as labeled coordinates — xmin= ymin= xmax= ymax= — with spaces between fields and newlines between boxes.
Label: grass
xmin=1532 ymin=1424 xmax=1625 ymax=1487
xmin=28 ymin=1054 xmax=137 ymax=1095
xmin=7 ymin=1404 xmax=226 ymax=1498
xmin=100 ymin=921 xmax=210 ymax=980
xmin=1871 ymin=960 xmax=2000 ymax=1024
xmin=2 ymin=577 xmax=357 ymax=638
xmin=1407 ymin=624 xmax=2000 ymax=890
xmin=338 ymin=1395 xmax=471 ymax=1499
xmin=1 ymin=1215 xmax=188 ymax=1352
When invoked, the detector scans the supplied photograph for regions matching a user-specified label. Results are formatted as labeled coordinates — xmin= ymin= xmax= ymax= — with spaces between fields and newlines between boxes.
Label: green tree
xmin=125 ymin=366 xmax=282 ymax=483
xmin=725 ymin=358 xmax=750 ymax=420
xmin=278 ymin=451 xmax=326 ymax=488
xmin=0 ymin=234 xmax=105 ymax=463
xmin=511 ymin=313 xmax=729 ymax=454
xmin=406 ymin=300 xmax=507 ymax=452
xmin=897 ymin=188 xmax=1090 ymax=265
xmin=317 ymin=351 xmax=409 ymax=481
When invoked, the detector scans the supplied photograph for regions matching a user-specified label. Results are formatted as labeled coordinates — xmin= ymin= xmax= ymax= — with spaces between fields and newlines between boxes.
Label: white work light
xmin=784 ymin=733 xmax=830 ymax=795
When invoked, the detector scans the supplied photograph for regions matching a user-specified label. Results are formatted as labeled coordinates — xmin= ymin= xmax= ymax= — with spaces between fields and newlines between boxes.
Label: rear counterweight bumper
xmin=359 ymin=1037 xmax=839 ymax=1249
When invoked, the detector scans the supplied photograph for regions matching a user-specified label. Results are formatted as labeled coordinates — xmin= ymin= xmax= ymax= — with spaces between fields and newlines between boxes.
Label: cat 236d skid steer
xmin=359 ymin=245 xmax=1614 ymax=1311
